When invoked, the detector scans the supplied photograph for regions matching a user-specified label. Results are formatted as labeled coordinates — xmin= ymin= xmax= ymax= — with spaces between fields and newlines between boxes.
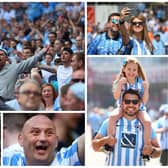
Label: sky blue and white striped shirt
xmin=3 ymin=138 xmax=80 ymax=166
xmin=87 ymin=32 xmax=124 ymax=55
xmin=98 ymin=118 xmax=156 ymax=166
xmin=131 ymin=38 xmax=152 ymax=55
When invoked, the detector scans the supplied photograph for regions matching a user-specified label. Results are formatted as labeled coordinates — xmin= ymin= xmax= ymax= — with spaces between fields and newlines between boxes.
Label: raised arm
xmin=119 ymin=8 xmax=131 ymax=45
xmin=113 ymin=76 xmax=127 ymax=100
xmin=142 ymin=80 xmax=149 ymax=104
xmin=16 ymin=47 xmax=49 ymax=74
xmin=38 ymin=64 xmax=57 ymax=73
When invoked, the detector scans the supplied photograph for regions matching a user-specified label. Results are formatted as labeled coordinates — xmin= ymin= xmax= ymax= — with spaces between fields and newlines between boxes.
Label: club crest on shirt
xmin=121 ymin=132 xmax=136 ymax=148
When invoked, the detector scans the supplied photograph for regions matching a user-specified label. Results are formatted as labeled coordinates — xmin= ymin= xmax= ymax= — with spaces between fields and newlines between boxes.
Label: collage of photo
xmin=0 ymin=1 xmax=168 ymax=167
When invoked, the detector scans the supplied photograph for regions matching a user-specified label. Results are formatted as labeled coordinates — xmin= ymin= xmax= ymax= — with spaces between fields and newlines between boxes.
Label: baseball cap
xmin=0 ymin=48 xmax=8 ymax=56
xmin=69 ymin=82 xmax=85 ymax=101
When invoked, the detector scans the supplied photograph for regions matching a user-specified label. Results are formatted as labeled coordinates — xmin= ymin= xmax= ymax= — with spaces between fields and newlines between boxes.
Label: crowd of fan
xmin=0 ymin=2 xmax=85 ymax=111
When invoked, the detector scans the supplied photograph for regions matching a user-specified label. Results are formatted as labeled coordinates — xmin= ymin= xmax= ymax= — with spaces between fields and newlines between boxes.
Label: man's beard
xmin=125 ymin=111 xmax=137 ymax=116
xmin=110 ymin=29 xmax=119 ymax=40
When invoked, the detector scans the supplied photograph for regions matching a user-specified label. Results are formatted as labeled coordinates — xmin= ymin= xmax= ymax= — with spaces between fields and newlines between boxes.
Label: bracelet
xmin=119 ymin=19 xmax=125 ymax=25
xmin=150 ymin=148 xmax=155 ymax=158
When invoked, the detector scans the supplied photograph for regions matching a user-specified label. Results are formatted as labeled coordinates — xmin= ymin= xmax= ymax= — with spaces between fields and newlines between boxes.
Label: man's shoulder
xmin=52 ymin=138 xmax=80 ymax=166
xmin=3 ymin=143 xmax=25 ymax=166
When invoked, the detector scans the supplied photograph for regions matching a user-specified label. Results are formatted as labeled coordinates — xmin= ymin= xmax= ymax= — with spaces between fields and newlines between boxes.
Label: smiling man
xmin=92 ymin=89 xmax=160 ymax=166
xmin=3 ymin=114 xmax=84 ymax=166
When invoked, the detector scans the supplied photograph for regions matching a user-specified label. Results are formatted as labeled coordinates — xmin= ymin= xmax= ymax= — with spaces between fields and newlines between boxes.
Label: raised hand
xmin=120 ymin=7 xmax=131 ymax=21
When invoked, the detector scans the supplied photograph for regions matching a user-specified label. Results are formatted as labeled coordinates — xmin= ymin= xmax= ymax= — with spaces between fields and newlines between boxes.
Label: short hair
xmin=122 ymin=89 xmax=141 ymax=101
xmin=48 ymin=31 xmax=56 ymax=37
xmin=62 ymin=47 xmax=73 ymax=55
xmin=23 ymin=47 xmax=33 ymax=53
xmin=107 ymin=12 xmax=120 ymax=22
xmin=73 ymin=52 xmax=85 ymax=65
xmin=20 ymin=79 xmax=42 ymax=92
xmin=61 ymin=84 xmax=71 ymax=97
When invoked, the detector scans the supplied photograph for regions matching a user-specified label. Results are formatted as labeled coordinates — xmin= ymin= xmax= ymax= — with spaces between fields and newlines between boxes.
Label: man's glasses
xmin=132 ymin=21 xmax=144 ymax=26
xmin=19 ymin=90 xmax=41 ymax=97
xmin=124 ymin=99 xmax=139 ymax=105
xmin=111 ymin=19 xmax=120 ymax=24
xmin=71 ymin=78 xmax=85 ymax=83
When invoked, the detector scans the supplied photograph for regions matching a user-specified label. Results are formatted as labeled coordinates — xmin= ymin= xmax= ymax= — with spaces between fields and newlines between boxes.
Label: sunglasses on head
xmin=111 ymin=19 xmax=120 ymax=24
xmin=124 ymin=99 xmax=139 ymax=105
xmin=132 ymin=21 xmax=144 ymax=26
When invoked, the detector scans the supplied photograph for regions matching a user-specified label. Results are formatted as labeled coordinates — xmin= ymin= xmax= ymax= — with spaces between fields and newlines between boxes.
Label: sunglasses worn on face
xmin=111 ymin=19 xmax=120 ymax=24
xmin=124 ymin=99 xmax=139 ymax=105
xmin=132 ymin=21 xmax=144 ymax=26
xmin=71 ymin=78 xmax=85 ymax=83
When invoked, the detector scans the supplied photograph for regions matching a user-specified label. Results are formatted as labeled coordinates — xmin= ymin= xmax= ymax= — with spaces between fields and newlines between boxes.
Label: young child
xmin=108 ymin=57 xmax=152 ymax=155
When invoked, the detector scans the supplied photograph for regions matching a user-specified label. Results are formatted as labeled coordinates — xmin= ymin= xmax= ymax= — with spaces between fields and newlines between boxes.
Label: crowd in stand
xmin=0 ymin=2 xmax=85 ymax=111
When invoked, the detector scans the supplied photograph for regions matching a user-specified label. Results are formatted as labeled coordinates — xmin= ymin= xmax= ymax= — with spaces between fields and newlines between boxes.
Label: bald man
xmin=3 ymin=114 xmax=84 ymax=166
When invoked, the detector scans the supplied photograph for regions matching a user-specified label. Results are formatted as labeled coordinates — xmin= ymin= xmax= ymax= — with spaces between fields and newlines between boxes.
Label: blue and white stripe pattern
xmin=131 ymin=38 xmax=151 ymax=55
xmin=98 ymin=118 xmax=156 ymax=166
xmin=52 ymin=138 xmax=80 ymax=166
xmin=98 ymin=118 xmax=146 ymax=166
xmin=117 ymin=77 xmax=146 ymax=111
xmin=87 ymin=32 xmax=124 ymax=55
xmin=3 ymin=143 xmax=26 ymax=166
xmin=3 ymin=139 xmax=80 ymax=166
xmin=110 ymin=118 xmax=144 ymax=166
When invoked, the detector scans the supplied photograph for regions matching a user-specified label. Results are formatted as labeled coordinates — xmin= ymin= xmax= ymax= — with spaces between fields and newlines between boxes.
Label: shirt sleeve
xmin=55 ymin=138 xmax=80 ymax=166
xmin=151 ymin=128 xmax=157 ymax=139
xmin=3 ymin=145 xmax=25 ymax=166
xmin=16 ymin=49 xmax=46 ymax=74
xmin=97 ymin=119 xmax=109 ymax=137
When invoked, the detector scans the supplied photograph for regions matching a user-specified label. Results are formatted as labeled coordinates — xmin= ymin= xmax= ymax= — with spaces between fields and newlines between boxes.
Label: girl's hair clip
xmin=123 ymin=59 xmax=127 ymax=66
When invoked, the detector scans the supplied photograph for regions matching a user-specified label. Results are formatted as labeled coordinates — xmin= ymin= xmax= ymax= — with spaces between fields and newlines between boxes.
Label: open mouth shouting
xmin=35 ymin=144 xmax=48 ymax=155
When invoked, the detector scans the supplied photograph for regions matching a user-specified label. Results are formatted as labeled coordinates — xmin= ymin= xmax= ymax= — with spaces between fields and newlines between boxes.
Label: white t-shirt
xmin=57 ymin=65 xmax=72 ymax=94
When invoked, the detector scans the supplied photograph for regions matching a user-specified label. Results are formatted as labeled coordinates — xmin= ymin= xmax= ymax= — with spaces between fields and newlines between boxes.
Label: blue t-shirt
xmin=87 ymin=32 xmax=124 ymax=55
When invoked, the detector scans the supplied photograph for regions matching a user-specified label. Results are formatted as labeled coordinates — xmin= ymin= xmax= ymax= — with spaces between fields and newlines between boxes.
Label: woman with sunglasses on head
xmin=108 ymin=57 xmax=153 ymax=156
xmin=119 ymin=8 xmax=154 ymax=55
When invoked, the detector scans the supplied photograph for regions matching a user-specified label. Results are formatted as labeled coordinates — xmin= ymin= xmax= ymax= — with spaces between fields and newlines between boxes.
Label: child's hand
xmin=142 ymin=81 xmax=149 ymax=90
xmin=118 ymin=77 xmax=127 ymax=86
